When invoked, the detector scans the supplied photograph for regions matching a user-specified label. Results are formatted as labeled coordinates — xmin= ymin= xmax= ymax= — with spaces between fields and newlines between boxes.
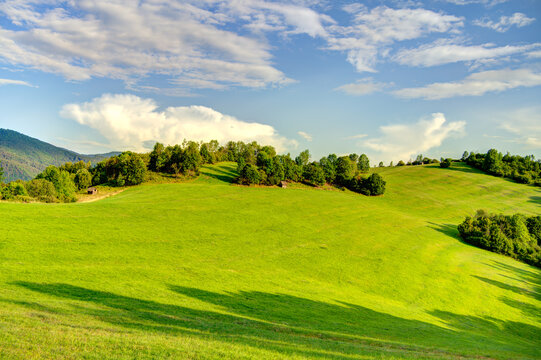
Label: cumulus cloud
xmin=297 ymin=131 xmax=313 ymax=141
xmin=334 ymin=78 xmax=388 ymax=95
xmin=393 ymin=68 xmax=541 ymax=100
xmin=474 ymin=13 xmax=535 ymax=32
xmin=394 ymin=40 xmax=540 ymax=67
xmin=60 ymin=94 xmax=297 ymax=152
xmin=0 ymin=78 xmax=35 ymax=87
xmin=363 ymin=113 xmax=465 ymax=162
xmin=499 ymin=107 xmax=541 ymax=148
xmin=327 ymin=6 xmax=463 ymax=72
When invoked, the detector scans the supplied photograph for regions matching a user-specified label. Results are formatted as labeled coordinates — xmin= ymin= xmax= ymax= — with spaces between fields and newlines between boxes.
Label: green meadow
xmin=0 ymin=162 xmax=539 ymax=359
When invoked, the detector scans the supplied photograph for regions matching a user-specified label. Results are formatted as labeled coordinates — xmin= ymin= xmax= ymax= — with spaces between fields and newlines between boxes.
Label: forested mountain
xmin=0 ymin=129 xmax=117 ymax=182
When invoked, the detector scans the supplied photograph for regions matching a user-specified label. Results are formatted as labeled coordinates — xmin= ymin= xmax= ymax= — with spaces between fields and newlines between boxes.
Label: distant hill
xmin=0 ymin=129 xmax=118 ymax=182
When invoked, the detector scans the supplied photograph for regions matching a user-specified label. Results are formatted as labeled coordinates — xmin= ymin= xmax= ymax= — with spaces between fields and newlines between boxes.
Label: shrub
xmin=302 ymin=163 xmax=325 ymax=186
xmin=239 ymin=164 xmax=261 ymax=185
xmin=26 ymin=179 xmax=57 ymax=199
xmin=364 ymin=173 xmax=386 ymax=196
xmin=440 ymin=158 xmax=452 ymax=168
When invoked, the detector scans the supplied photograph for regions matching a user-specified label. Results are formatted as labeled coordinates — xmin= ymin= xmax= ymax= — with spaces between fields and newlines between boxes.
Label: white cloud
xmin=394 ymin=40 xmax=540 ymax=67
xmin=60 ymin=94 xmax=297 ymax=152
xmin=327 ymin=5 xmax=463 ymax=72
xmin=527 ymin=51 xmax=541 ymax=59
xmin=443 ymin=0 xmax=508 ymax=5
xmin=0 ymin=78 xmax=36 ymax=87
xmin=474 ymin=13 xmax=535 ymax=32
xmin=499 ymin=107 xmax=541 ymax=148
xmin=346 ymin=134 xmax=368 ymax=140
xmin=363 ymin=113 xmax=465 ymax=162
xmin=0 ymin=0 xmax=318 ymax=92
xmin=297 ymin=131 xmax=313 ymax=141
xmin=335 ymin=78 xmax=388 ymax=95
xmin=393 ymin=68 xmax=541 ymax=100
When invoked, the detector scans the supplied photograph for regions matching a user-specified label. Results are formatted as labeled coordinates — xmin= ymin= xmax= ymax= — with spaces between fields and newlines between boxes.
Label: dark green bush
xmin=26 ymin=179 xmax=57 ymax=199
xmin=458 ymin=211 xmax=541 ymax=268
xmin=440 ymin=158 xmax=452 ymax=168
xmin=239 ymin=164 xmax=261 ymax=185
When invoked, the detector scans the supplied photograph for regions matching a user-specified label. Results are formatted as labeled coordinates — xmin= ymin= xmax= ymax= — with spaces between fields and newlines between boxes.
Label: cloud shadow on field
xmin=10 ymin=281 xmax=541 ymax=359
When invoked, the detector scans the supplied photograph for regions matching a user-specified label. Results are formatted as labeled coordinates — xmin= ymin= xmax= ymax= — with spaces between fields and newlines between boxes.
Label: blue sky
xmin=0 ymin=0 xmax=540 ymax=163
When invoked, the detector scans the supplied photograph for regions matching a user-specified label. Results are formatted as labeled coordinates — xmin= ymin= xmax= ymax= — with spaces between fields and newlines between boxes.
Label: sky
xmin=0 ymin=0 xmax=540 ymax=163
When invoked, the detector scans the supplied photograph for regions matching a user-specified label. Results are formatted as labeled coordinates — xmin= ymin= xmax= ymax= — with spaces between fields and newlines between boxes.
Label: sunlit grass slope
xmin=0 ymin=162 xmax=539 ymax=359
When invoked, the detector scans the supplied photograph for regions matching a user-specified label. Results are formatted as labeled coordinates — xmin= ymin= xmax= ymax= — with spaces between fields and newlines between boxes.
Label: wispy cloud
xmin=0 ymin=78 xmax=36 ymax=87
xmin=498 ymin=107 xmax=541 ymax=148
xmin=363 ymin=113 xmax=465 ymax=162
xmin=394 ymin=40 xmax=540 ymax=67
xmin=393 ymin=67 xmax=541 ymax=100
xmin=474 ymin=13 xmax=535 ymax=32
xmin=0 ymin=0 xmax=314 ymax=92
xmin=335 ymin=78 xmax=389 ymax=95
xmin=443 ymin=0 xmax=508 ymax=6
xmin=327 ymin=5 xmax=463 ymax=72
xmin=60 ymin=94 xmax=297 ymax=152
xmin=346 ymin=134 xmax=368 ymax=140
xmin=297 ymin=131 xmax=313 ymax=141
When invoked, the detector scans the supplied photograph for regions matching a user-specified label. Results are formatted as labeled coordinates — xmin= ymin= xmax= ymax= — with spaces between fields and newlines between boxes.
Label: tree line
xmin=458 ymin=210 xmax=541 ymax=268
xmin=463 ymin=149 xmax=541 ymax=186
xmin=236 ymin=148 xmax=385 ymax=196
xmin=0 ymin=140 xmax=386 ymax=202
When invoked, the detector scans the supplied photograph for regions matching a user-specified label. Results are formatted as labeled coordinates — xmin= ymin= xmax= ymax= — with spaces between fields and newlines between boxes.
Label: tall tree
xmin=358 ymin=154 xmax=370 ymax=172
xmin=336 ymin=156 xmax=356 ymax=185
xmin=483 ymin=149 xmax=503 ymax=175
xmin=0 ymin=160 xmax=4 ymax=183
xmin=295 ymin=149 xmax=310 ymax=166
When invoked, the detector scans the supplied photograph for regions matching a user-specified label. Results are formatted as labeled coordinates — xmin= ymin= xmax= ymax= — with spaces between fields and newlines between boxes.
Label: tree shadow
xmin=10 ymin=281 xmax=540 ymax=359
xmin=427 ymin=223 xmax=459 ymax=238
xmin=472 ymin=275 xmax=540 ymax=301
xmin=199 ymin=163 xmax=238 ymax=183
xmin=529 ymin=196 xmax=541 ymax=206
xmin=426 ymin=222 xmax=478 ymax=249
xmin=438 ymin=163 xmax=485 ymax=175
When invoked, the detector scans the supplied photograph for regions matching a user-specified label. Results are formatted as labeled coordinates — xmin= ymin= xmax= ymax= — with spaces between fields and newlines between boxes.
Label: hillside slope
xmin=0 ymin=163 xmax=539 ymax=359
xmin=0 ymin=129 xmax=117 ymax=181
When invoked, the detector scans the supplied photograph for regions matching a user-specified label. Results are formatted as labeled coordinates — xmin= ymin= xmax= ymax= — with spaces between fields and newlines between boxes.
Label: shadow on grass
xmin=10 ymin=281 xmax=541 ymax=359
xmin=199 ymin=163 xmax=238 ymax=183
xmin=472 ymin=276 xmax=540 ymax=301
xmin=438 ymin=163 xmax=485 ymax=175
xmin=529 ymin=196 xmax=541 ymax=206
xmin=480 ymin=260 xmax=541 ymax=319
xmin=427 ymin=223 xmax=479 ymax=249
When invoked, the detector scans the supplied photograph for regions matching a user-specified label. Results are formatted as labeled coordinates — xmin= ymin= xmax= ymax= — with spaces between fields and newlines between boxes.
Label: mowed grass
xmin=0 ymin=162 xmax=539 ymax=359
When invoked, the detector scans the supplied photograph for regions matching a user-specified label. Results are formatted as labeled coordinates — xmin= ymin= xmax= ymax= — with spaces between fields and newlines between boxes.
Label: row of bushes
xmin=464 ymin=150 xmax=541 ymax=186
xmin=458 ymin=210 xmax=541 ymax=268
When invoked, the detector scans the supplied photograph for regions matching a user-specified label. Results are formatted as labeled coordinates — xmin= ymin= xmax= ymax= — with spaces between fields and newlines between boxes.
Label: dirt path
xmin=77 ymin=189 xmax=126 ymax=203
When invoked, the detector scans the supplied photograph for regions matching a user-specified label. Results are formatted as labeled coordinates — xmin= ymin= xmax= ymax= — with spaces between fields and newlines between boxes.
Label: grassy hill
xmin=0 ymin=162 xmax=539 ymax=359
xmin=0 ymin=129 xmax=117 ymax=182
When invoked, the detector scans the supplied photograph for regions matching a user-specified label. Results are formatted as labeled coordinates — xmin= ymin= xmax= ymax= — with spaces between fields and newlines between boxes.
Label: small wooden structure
xmin=279 ymin=181 xmax=288 ymax=188
xmin=87 ymin=187 xmax=98 ymax=195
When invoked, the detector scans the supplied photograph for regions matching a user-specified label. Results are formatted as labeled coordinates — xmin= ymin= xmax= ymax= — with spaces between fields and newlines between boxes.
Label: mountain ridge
xmin=0 ymin=128 xmax=118 ymax=182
